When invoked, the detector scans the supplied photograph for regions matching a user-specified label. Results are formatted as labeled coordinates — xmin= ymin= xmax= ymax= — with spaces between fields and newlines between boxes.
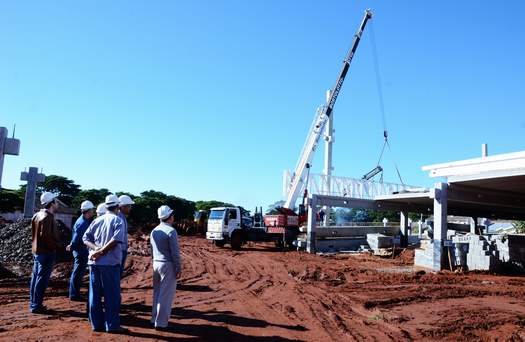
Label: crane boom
xmin=284 ymin=9 xmax=373 ymax=209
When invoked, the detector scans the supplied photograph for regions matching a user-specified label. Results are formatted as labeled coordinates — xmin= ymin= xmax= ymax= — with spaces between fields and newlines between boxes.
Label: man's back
xmin=83 ymin=212 xmax=124 ymax=266
xmin=150 ymin=223 xmax=181 ymax=271
xmin=31 ymin=209 xmax=60 ymax=254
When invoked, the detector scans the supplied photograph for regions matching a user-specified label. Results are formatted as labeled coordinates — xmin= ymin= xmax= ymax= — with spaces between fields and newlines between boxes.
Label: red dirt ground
xmin=1 ymin=235 xmax=525 ymax=341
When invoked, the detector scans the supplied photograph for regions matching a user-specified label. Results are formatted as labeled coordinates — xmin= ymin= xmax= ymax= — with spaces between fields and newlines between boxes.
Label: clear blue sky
xmin=1 ymin=1 xmax=524 ymax=211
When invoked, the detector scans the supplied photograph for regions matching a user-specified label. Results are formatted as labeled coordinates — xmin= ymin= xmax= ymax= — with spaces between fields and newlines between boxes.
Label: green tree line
xmin=0 ymin=175 xmax=231 ymax=228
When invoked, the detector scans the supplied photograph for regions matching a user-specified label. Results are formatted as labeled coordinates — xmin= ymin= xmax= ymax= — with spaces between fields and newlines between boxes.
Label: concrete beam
xmin=447 ymin=183 xmax=525 ymax=210
xmin=315 ymin=226 xmax=400 ymax=238
xmin=314 ymin=195 xmax=431 ymax=214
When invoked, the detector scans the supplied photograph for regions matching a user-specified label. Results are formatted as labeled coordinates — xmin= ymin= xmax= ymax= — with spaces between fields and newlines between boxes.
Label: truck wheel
xmin=214 ymin=240 xmax=225 ymax=248
xmin=230 ymin=232 xmax=242 ymax=250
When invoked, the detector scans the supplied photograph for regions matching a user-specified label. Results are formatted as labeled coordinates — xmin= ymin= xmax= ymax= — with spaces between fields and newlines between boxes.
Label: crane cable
xmin=369 ymin=20 xmax=405 ymax=186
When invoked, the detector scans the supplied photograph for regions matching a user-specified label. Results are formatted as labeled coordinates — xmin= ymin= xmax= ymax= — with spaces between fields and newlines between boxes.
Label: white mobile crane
xmin=284 ymin=9 xmax=373 ymax=211
xmin=207 ymin=9 xmax=375 ymax=250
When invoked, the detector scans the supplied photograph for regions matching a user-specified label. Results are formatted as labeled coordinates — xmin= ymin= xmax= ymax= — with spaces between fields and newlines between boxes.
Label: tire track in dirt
xmin=3 ymin=236 xmax=525 ymax=341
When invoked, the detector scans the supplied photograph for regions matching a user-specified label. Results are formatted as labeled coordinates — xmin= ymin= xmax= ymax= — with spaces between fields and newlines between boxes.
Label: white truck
xmin=206 ymin=206 xmax=267 ymax=250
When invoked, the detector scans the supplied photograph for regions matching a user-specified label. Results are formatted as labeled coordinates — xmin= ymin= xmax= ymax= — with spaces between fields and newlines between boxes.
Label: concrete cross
xmin=0 ymin=127 xmax=21 ymax=189
xmin=20 ymin=167 xmax=46 ymax=218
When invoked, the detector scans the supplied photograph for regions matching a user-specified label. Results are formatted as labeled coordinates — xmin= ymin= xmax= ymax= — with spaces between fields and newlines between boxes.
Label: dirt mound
xmin=0 ymin=218 xmax=72 ymax=267
xmin=0 ymin=263 xmax=15 ymax=279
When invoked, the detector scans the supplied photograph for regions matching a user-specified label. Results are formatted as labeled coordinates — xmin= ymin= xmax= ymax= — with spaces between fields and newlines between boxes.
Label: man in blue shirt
xmin=118 ymin=195 xmax=134 ymax=277
xmin=66 ymin=200 xmax=95 ymax=301
xmin=82 ymin=194 xmax=126 ymax=333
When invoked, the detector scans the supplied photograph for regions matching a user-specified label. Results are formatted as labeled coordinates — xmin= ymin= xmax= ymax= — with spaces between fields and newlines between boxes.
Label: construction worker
xmin=29 ymin=192 xmax=61 ymax=314
xmin=118 ymin=195 xmax=134 ymax=276
xmin=82 ymin=194 xmax=126 ymax=333
xmin=66 ymin=200 xmax=95 ymax=301
xmin=96 ymin=203 xmax=107 ymax=217
xmin=150 ymin=205 xmax=181 ymax=330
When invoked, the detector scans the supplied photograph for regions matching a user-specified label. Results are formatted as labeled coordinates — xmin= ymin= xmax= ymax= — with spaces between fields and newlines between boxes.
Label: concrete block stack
xmin=366 ymin=233 xmax=392 ymax=251
xmin=490 ymin=234 xmax=525 ymax=270
xmin=414 ymin=239 xmax=438 ymax=270
xmin=465 ymin=234 xmax=500 ymax=271
xmin=414 ymin=234 xmax=525 ymax=272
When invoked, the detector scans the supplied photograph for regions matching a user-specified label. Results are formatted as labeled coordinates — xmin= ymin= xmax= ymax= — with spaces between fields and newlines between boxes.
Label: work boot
xmin=107 ymin=327 xmax=130 ymax=334
xmin=30 ymin=306 xmax=50 ymax=314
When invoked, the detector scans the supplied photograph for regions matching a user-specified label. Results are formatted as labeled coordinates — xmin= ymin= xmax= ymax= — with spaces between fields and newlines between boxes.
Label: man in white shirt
xmin=150 ymin=205 xmax=181 ymax=330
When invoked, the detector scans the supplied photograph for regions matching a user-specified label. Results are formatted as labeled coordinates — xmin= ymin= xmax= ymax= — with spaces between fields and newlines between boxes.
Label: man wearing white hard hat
xmin=96 ymin=203 xmax=107 ymax=217
xmin=29 ymin=192 xmax=61 ymax=314
xmin=82 ymin=194 xmax=127 ymax=333
xmin=66 ymin=200 xmax=95 ymax=301
xmin=150 ymin=205 xmax=181 ymax=330
xmin=118 ymin=194 xmax=134 ymax=276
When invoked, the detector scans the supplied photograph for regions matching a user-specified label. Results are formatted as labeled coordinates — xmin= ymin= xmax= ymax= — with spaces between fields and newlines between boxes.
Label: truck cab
xmin=206 ymin=207 xmax=242 ymax=248
xmin=206 ymin=206 xmax=265 ymax=249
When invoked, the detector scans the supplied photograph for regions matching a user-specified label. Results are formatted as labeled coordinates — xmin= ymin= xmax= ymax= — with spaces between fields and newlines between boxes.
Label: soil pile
xmin=0 ymin=218 xmax=72 ymax=267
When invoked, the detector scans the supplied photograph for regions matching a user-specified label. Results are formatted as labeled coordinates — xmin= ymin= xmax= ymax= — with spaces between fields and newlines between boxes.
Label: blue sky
xmin=1 ymin=1 xmax=524 ymax=211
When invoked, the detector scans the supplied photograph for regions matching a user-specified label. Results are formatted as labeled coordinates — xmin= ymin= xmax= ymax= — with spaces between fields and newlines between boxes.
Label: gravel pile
xmin=0 ymin=218 xmax=72 ymax=267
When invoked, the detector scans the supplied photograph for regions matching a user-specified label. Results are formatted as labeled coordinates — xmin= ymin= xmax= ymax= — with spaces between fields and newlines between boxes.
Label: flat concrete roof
xmin=375 ymin=190 xmax=525 ymax=220
xmin=314 ymin=150 xmax=525 ymax=220
xmin=422 ymin=150 xmax=525 ymax=179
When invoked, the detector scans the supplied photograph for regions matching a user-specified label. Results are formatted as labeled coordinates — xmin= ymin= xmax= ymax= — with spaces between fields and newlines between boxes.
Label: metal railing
xmin=283 ymin=172 xmax=419 ymax=200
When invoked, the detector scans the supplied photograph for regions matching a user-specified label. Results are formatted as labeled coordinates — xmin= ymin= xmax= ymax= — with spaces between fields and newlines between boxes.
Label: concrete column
xmin=400 ymin=211 xmax=409 ymax=247
xmin=433 ymin=182 xmax=448 ymax=271
xmin=306 ymin=195 xmax=317 ymax=253
xmin=469 ymin=217 xmax=477 ymax=235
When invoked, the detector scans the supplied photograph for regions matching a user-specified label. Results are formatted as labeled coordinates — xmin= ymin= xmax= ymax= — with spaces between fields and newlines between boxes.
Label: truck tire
xmin=230 ymin=231 xmax=242 ymax=250
xmin=213 ymin=240 xmax=225 ymax=248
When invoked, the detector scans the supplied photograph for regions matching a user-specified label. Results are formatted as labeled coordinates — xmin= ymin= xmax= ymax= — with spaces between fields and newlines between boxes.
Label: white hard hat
xmin=158 ymin=205 xmax=173 ymax=220
xmin=105 ymin=194 xmax=120 ymax=207
xmin=40 ymin=192 xmax=57 ymax=206
xmin=96 ymin=203 xmax=107 ymax=215
xmin=80 ymin=200 xmax=95 ymax=212
xmin=119 ymin=195 xmax=135 ymax=206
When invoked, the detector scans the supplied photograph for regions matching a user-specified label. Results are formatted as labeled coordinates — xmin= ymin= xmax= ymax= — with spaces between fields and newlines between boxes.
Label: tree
xmin=129 ymin=191 xmax=195 ymax=228
xmin=367 ymin=210 xmax=400 ymax=223
xmin=130 ymin=191 xmax=168 ymax=228
xmin=166 ymin=196 xmax=195 ymax=221
xmin=514 ymin=221 xmax=525 ymax=234
xmin=39 ymin=175 xmax=81 ymax=207
xmin=71 ymin=188 xmax=111 ymax=211
xmin=0 ymin=189 xmax=24 ymax=213
xmin=195 ymin=200 xmax=234 ymax=213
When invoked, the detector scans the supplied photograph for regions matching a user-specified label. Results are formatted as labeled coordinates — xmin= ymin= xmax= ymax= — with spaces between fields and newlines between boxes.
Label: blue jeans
xmin=120 ymin=249 xmax=128 ymax=277
xmin=69 ymin=250 xmax=88 ymax=299
xmin=29 ymin=253 xmax=55 ymax=311
xmin=89 ymin=265 xmax=121 ymax=331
